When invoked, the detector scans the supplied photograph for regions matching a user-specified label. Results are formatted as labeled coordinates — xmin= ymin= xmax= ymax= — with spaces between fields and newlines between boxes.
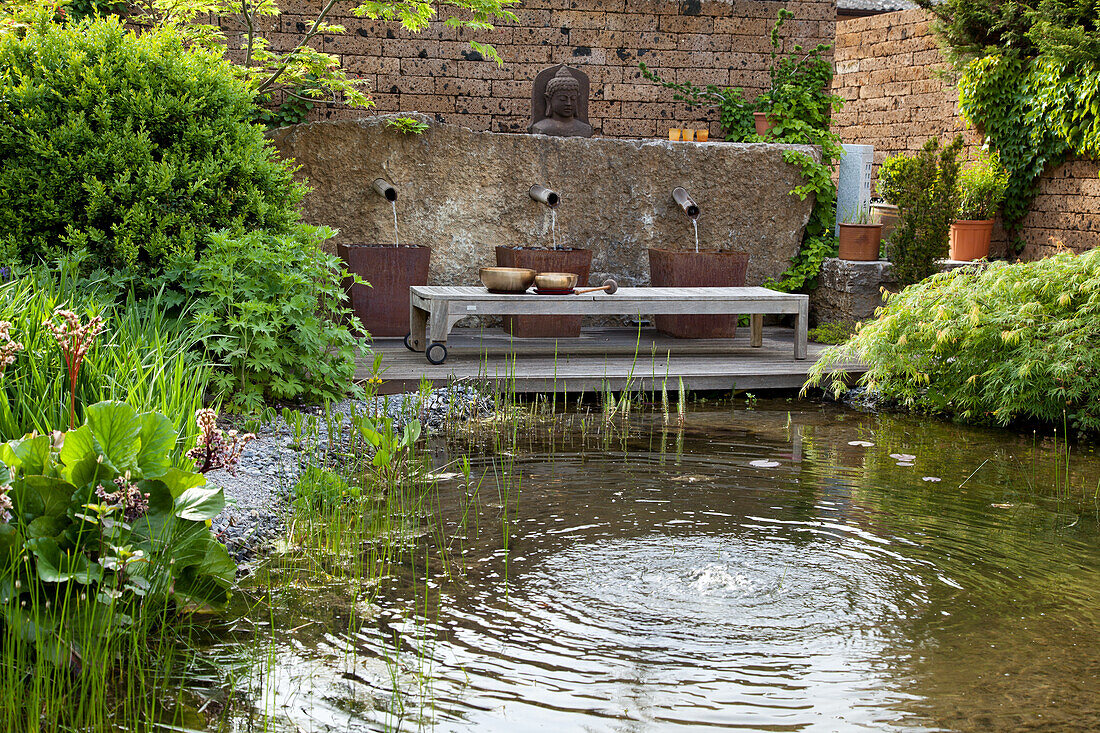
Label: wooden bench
xmin=406 ymin=286 xmax=808 ymax=364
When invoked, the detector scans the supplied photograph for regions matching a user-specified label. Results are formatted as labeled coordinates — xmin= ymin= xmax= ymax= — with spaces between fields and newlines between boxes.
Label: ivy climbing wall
xmin=222 ymin=0 xmax=833 ymax=139
xmin=830 ymin=8 xmax=1100 ymax=260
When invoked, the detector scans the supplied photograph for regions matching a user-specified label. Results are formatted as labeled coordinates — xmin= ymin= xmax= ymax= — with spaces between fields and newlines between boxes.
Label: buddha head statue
xmin=544 ymin=66 xmax=581 ymax=121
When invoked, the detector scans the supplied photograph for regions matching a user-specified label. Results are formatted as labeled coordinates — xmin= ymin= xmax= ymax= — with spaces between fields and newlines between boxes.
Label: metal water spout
xmin=373 ymin=178 xmax=397 ymax=202
xmin=672 ymin=187 xmax=699 ymax=219
xmin=529 ymin=185 xmax=560 ymax=208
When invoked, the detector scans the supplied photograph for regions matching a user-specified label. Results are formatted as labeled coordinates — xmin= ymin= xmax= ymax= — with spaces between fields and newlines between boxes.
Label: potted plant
xmin=837 ymin=204 xmax=884 ymax=261
xmin=950 ymin=153 xmax=1009 ymax=261
xmin=338 ymin=174 xmax=431 ymax=338
xmin=648 ymin=187 xmax=749 ymax=338
xmin=495 ymin=186 xmax=592 ymax=338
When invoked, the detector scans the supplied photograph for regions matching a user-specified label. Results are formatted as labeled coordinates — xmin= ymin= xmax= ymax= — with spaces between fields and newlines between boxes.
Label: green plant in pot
xmin=950 ymin=153 xmax=1009 ymax=261
xmin=495 ymin=185 xmax=593 ymax=338
xmin=837 ymin=204 xmax=884 ymax=261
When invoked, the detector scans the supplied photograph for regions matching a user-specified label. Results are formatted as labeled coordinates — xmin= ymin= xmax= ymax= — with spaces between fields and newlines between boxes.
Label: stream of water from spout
xmin=391 ymin=200 xmax=400 ymax=247
xmin=551 ymin=208 xmax=558 ymax=249
xmin=692 ymin=219 xmax=699 ymax=253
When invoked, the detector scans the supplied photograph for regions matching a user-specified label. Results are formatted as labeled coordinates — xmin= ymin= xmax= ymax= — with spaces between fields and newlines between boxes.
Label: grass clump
xmin=0 ymin=270 xmax=212 ymax=444
xmin=805 ymin=248 xmax=1100 ymax=433
xmin=808 ymin=321 xmax=855 ymax=345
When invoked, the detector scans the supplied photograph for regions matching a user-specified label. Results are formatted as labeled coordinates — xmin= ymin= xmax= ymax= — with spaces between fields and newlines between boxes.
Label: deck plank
xmin=366 ymin=326 xmax=864 ymax=394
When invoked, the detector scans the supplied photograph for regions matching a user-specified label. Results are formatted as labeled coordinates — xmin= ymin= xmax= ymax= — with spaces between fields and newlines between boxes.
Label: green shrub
xmin=883 ymin=137 xmax=964 ymax=285
xmin=956 ymin=153 xmax=1010 ymax=220
xmin=808 ymin=321 xmax=855 ymax=345
xmin=0 ymin=15 xmax=303 ymax=278
xmin=805 ymin=249 xmax=1100 ymax=433
xmin=0 ymin=401 xmax=236 ymax=638
xmin=0 ymin=270 xmax=212 ymax=444
xmin=170 ymin=225 xmax=368 ymax=412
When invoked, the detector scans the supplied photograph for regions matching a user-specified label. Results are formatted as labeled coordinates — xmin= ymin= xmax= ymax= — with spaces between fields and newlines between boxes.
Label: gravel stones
xmin=207 ymin=386 xmax=494 ymax=564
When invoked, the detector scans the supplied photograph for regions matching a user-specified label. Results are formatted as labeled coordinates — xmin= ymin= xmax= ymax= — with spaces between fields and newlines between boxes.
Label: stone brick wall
xmin=830 ymin=8 xmax=1099 ymax=259
xmin=221 ymin=0 xmax=834 ymax=138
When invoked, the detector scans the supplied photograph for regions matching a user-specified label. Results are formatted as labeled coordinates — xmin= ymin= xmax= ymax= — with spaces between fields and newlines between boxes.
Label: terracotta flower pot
xmin=949 ymin=219 xmax=994 ymax=261
xmin=753 ymin=112 xmax=774 ymax=136
xmin=337 ymin=244 xmax=431 ymax=337
xmin=495 ymin=246 xmax=592 ymax=338
xmin=648 ymin=249 xmax=749 ymax=338
xmin=837 ymin=223 xmax=883 ymax=262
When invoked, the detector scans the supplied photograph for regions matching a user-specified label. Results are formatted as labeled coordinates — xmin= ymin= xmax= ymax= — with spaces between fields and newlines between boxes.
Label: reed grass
xmin=0 ymin=274 xmax=213 ymax=449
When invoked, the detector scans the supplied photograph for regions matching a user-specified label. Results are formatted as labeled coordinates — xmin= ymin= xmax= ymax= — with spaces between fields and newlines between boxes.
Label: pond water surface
xmin=204 ymin=401 xmax=1100 ymax=732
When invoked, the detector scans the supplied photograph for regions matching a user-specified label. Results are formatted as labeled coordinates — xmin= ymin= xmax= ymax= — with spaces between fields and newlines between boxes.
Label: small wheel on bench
xmin=425 ymin=342 xmax=448 ymax=365
xmin=403 ymin=333 xmax=416 ymax=352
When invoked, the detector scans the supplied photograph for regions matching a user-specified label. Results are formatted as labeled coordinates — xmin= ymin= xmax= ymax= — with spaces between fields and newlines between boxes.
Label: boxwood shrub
xmin=0 ymin=14 xmax=304 ymax=278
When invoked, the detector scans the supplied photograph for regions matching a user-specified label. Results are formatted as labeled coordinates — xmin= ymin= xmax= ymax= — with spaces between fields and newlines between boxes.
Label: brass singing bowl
xmin=534 ymin=271 xmax=579 ymax=291
xmin=480 ymin=267 xmax=537 ymax=292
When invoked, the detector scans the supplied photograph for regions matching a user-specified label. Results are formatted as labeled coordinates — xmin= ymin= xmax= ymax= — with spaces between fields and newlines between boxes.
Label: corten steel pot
xmin=337 ymin=244 xmax=431 ymax=337
xmin=495 ymin=246 xmax=592 ymax=337
xmin=837 ymin=223 xmax=883 ymax=262
xmin=949 ymin=219 xmax=995 ymax=261
xmin=648 ymin=249 xmax=749 ymax=338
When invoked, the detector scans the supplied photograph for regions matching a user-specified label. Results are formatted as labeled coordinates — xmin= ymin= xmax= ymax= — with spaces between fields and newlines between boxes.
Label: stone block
xmin=810 ymin=258 xmax=896 ymax=326
xmin=269 ymin=116 xmax=817 ymax=291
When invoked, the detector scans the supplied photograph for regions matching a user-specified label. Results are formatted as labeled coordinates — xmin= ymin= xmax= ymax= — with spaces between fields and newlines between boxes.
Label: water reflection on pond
xmin=213 ymin=401 xmax=1100 ymax=732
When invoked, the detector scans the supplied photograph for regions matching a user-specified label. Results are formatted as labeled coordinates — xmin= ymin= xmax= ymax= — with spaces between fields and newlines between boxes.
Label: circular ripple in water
xmin=407 ymin=530 xmax=927 ymax=732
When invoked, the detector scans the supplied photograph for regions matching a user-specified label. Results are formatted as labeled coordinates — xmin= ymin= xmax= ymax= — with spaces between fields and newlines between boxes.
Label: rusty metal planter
xmin=495 ymin=246 xmax=592 ymax=338
xmin=337 ymin=244 xmax=431 ymax=337
xmin=648 ymin=249 xmax=749 ymax=338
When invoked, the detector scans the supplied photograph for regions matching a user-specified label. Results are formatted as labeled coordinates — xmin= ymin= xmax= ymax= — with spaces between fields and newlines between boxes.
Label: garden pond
xmin=186 ymin=400 xmax=1100 ymax=732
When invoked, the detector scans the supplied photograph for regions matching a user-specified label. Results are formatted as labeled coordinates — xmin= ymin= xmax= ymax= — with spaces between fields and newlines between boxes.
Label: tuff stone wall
xmin=830 ymin=8 xmax=1100 ymax=259
xmin=224 ymin=0 xmax=834 ymax=139
xmin=268 ymin=116 xmax=817 ymax=288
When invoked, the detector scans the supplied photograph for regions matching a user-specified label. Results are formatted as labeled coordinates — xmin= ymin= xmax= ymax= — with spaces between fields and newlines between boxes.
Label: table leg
xmin=750 ymin=314 xmax=763 ymax=348
xmin=794 ymin=299 xmax=808 ymax=360
xmin=408 ymin=300 xmax=428 ymax=352
xmin=429 ymin=300 xmax=451 ymax=345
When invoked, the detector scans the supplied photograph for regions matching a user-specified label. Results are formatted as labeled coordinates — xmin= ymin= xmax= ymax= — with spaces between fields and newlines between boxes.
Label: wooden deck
xmin=364 ymin=326 xmax=865 ymax=394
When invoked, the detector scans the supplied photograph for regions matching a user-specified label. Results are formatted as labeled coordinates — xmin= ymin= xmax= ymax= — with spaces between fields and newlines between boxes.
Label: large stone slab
xmin=269 ymin=114 xmax=818 ymax=288
xmin=810 ymin=257 xmax=992 ymax=326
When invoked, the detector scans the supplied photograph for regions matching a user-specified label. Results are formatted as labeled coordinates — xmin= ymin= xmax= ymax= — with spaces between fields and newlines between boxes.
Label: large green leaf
xmin=135 ymin=412 xmax=176 ymax=479
xmin=0 ymin=523 xmax=22 ymax=559
xmin=159 ymin=466 xmax=206 ymax=499
xmin=85 ymin=402 xmax=141 ymax=473
xmin=59 ymin=425 xmax=113 ymax=490
xmin=2 ymin=435 xmax=53 ymax=476
xmin=173 ymin=486 xmax=224 ymax=522
xmin=59 ymin=425 xmax=94 ymax=467
xmin=26 ymin=515 xmax=68 ymax=541
xmin=25 ymin=537 xmax=103 ymax=585
xmin=9 ymin=475 xmax=75 ymax=521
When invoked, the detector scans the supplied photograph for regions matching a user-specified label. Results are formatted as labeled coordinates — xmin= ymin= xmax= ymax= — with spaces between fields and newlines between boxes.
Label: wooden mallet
xmin=574 ymin=278 xmax=618 ymax=295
